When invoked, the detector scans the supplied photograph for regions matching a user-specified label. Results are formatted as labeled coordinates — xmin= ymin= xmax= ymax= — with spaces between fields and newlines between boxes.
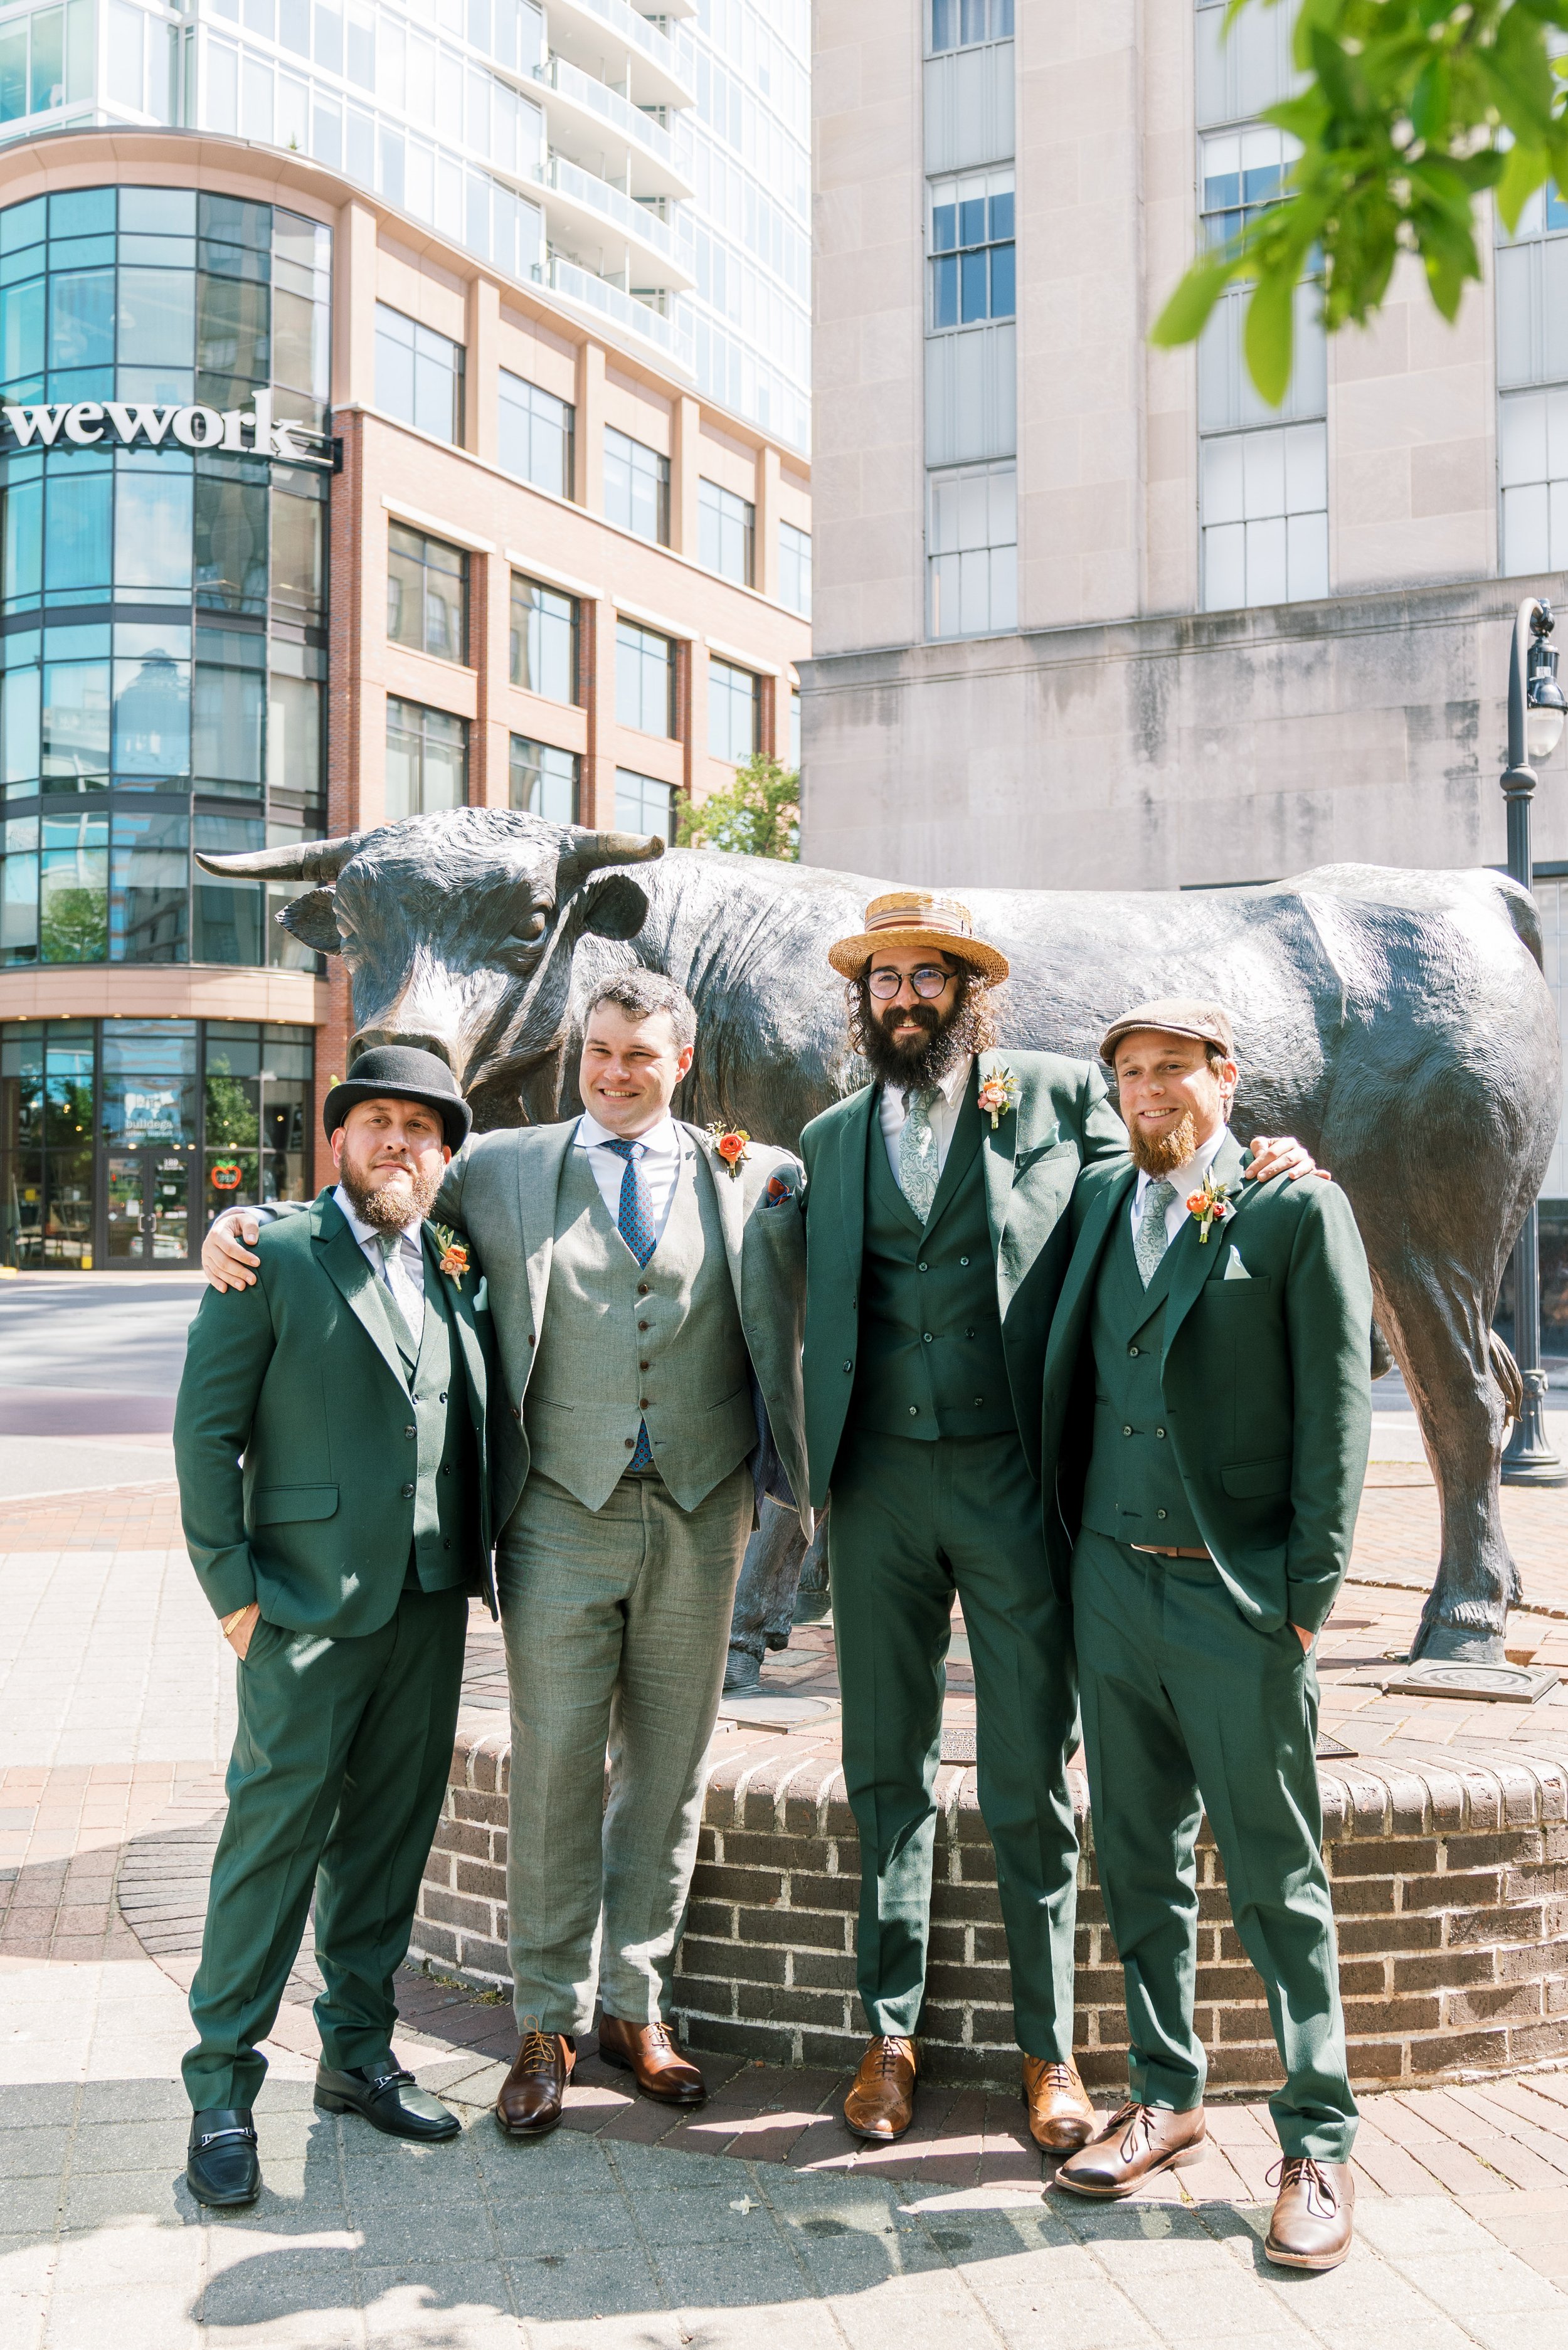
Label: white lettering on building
xmin=0 ymin=388 xmax=320 ymax=463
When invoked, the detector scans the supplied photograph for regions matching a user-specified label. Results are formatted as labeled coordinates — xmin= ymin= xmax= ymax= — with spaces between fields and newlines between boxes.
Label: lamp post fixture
xmin=1500 ymin=595 xmax=1565 ymax=1487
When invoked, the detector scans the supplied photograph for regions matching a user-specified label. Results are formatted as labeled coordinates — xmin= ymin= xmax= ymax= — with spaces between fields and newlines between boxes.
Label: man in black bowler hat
xmin=174 ymin=1044 xmax=495 ymax=2208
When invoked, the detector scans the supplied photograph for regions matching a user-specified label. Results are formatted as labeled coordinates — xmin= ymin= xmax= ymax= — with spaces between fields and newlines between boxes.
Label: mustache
xmin=876 ymin=1001 xmax=941 ymax=1037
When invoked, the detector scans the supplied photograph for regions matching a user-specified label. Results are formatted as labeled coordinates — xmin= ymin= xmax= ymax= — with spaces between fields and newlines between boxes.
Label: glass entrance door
xmin=104 ymin=1145 xmax=194 ymax=1266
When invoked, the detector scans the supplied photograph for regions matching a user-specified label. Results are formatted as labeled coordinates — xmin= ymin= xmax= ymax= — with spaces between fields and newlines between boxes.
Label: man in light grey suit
xmin=204 ymin=970 xmax=808 ymax=2136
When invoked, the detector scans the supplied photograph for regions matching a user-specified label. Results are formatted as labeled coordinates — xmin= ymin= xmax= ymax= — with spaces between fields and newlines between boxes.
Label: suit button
xmin=917 ymin=1261 xmax=928 ymax=1273
xmin=511 ymin=1404 xmax=521 ymax=1421
xmin=401 ymin=1483 xmax=415 ymax=1499
xmin=444 ymin=1539 xmax=452 ymax=1550
xmin=965 ymin=1328 xmax=975 ymax=1339
xmin=404 ymin=1426 xmax=416 ymax=1439
xmin=843 ymin=1361 xmax=853 ymax=1373
xmin=625 ymin=1437 xmax=635 ymax=1449
xmin=974 ymin=1397 xmax=983 ymax=1407
xmin=923 ymin=1332 xmax=933 ymax=1343
xmin=637 ymin=1283 xmax=650 ymax=1295
xmin=1123 ymin=1425 xmax=1133 ymax=1437
xmin=638 ymin=1320 xmax=649 ymax=1332
xmin=438 ymin=1391 xmax=447 ymax=1404
xmin=1156 ymin=1427 xmax=1166 ymax=1439
xmin=639 ymin=1398 xmax=650 ymax=1411
xmin=960 ymin=1255 xmax=970 ymax=1266
xmin=1128 ymin=1345 xmax=1139 ymax=1357
xmin=640 ymin=1360 xmax=650 ymax=1371
xmin=908 ymin=1405 xmax=918 ymax=1417
xmin=442 ymin=1464 xmax=452 ymax=1476
xmin=1157 ymin=1509 xmax=1168 ymax=1521
xmin=527 ymin=1333 xmax=535 ymax=1347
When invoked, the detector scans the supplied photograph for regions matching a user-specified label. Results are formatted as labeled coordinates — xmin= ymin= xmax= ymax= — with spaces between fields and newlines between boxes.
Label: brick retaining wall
xmin=410 ymin=1722 xmax=1568 ymax=2090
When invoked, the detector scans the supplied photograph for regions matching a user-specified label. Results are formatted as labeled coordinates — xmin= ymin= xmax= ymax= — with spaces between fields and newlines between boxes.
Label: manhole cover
xmin=717 ymin=1693 xmax=840 ymax=1733
xmin=1379 ymin=1661 xmax=1559 ymax=1705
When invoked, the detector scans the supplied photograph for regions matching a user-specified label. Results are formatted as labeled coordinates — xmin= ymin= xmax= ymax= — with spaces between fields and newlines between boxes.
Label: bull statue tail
xmin=1488 ymin=1326 xmax=1525 ymax=1426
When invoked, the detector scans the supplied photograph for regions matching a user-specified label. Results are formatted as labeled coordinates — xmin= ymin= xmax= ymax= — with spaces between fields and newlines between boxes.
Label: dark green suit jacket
xmin=800 ymin=1050 xmax=1128 ymax=1508
xmin=174 ymin=1189 xmax=497 ymax=1638
xmin=1039 ymin=1133 xmax=1374 ymax=1636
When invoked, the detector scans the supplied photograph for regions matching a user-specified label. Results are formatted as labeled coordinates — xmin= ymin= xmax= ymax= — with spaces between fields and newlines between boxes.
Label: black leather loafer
xmin=314 ymin=2062 xmax=460 ymax=2141
xmin=186 ymin=2108 xmax=261 ymax=2207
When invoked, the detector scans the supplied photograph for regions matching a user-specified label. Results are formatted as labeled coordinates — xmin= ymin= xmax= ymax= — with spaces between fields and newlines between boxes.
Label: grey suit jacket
xmin=436 ymin=1118 xmax=810 ymax=1537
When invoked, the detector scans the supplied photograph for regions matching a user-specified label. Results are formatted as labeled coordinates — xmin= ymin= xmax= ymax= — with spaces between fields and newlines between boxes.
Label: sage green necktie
xmin=1134 ymin=1178 xmax=1178 ymax=1287
xmin=897 ymin=1086 xmax=941 ymax=1224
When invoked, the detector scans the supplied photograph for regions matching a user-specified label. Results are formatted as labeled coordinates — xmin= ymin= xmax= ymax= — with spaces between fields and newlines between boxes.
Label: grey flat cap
xmin=1099 ymin=997 xmax=1236 ymax=1065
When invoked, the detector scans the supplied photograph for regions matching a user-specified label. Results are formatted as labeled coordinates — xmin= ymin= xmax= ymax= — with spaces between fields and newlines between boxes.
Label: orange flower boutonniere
xmin=1185 ymin=1172 xmax=1233 ymax=1244
xmin=432 ymin=1222 xmax=470 ymax=1286
xmin=975 ymin=1067 xmax=1019 ymax=1130
xmin=707 ymin=1123 xmax=751 ymax=1177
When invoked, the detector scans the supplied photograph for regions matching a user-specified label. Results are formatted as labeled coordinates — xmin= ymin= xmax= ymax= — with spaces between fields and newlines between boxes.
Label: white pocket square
xmin=1222 ymin=1246 xmax=1251 ymax=1281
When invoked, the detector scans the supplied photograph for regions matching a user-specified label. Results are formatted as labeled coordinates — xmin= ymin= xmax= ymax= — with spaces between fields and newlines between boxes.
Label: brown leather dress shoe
xmin=1021 ymin=2055 xmax=1096 ymax=2152
xmin=1265 ymin=2156 xmax=1355 ymax=2270
xmin=596 ymin=2015 xmax=706 ymax=2107
xmin=1054 ymin=2099 xmax=1207 ymax=2198
xmin=842 ymin=2035 xmax=918 ymax=2142
xmin=495 ymin=2025 xmax=575 ymax=2137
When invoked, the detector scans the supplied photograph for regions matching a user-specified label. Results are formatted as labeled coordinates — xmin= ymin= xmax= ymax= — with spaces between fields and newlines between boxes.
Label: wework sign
xmin=0 ymin=388 xmax=329 ymax=466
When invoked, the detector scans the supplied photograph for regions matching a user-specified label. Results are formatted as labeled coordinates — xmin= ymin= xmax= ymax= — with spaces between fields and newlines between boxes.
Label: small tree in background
xmin=677 ymin=753 xmax=800 ymax=861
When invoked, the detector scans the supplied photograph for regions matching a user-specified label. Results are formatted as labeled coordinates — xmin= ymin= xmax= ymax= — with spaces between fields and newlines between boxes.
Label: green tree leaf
xmin=675 ymin=754 xmax=801 ymax=861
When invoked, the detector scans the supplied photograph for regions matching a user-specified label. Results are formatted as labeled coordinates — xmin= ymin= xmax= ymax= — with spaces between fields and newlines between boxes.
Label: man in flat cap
xmin=1043 ymin=1002 xmax=1370 ymax=2270
xmin=801 ymin=902 xmax=1315 ymax=2151
xmin=175 ymin=1045 xmax=494 ymax=2207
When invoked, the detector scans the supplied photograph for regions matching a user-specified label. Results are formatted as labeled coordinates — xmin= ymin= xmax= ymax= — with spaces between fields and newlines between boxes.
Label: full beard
xmin=860 ymin=998 xmax=974 ymax=1092
xmin=1127 ymin=1108 xmax=1199 ymax=1178
xmin=339 ymin=1159 xmax=445 ymax=1232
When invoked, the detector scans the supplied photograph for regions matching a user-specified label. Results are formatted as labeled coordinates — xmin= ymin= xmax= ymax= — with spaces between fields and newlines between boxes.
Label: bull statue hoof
xmin=723 ymin=1645 xmax=765 ymax=1695
xmin=1409 ymin=1622 xmax=1510 ymax=1666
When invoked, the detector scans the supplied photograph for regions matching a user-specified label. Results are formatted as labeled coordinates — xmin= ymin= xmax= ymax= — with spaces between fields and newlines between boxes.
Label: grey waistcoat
xmin=525 ymin=1137 xmax=754 ymax=1513
xmin=360 ymin=1235 xmax=477 ymax=1591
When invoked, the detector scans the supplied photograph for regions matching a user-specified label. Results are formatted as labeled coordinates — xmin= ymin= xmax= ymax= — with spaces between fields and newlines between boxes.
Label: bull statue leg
xmin=724 ymin=1505 xmax=830 ymax=1693
xmin=1369 ymin=1259 xmax=1520 ymax=1663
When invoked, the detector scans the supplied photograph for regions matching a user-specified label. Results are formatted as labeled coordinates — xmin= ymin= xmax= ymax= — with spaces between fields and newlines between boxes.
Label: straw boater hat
xmin=827 ymin=890 xmax=1010 ymax=985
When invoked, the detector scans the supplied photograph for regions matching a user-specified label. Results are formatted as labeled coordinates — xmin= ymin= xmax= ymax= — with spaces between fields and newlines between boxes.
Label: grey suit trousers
xmin=497 ymin=1461 xmax=753 ymax=2034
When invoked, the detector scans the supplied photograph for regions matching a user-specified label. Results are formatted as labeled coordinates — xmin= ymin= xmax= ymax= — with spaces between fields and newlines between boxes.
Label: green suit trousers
xmin=829 ymin=1427 xmax=1079 ymax=2056
xmin=1073 ymin=1530 xmax=1357 ymax=2161
xmin=184 ymin=1584 xmax=469 ymax=2110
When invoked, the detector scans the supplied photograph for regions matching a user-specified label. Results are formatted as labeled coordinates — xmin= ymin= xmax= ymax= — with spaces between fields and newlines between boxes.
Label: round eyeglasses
xmin=867 ymin=964 xmax=953 ymax=1000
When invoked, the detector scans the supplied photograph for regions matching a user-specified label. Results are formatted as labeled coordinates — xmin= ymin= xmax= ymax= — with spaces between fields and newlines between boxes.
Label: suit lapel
xmin=424 ymin=1220 xmax=487 ymax=1418
xmin=922 ymin=1081 xmax=982 ymax=1240
xmin=687 ymin=1126 xmax=746 ymax=1319
xmin=518 ymin=1121 xmax=576 ymax=1363
xmin=977 ymin=1052 xmax=1021 ymax=1312
xmin=313 ymin=1192 xmax=413 ymax=1397
xmin=1046 ymin=1163 xmax=1138 ymax=1385
xmin=1159 ymin=1131 xmax=1253 ymax=1363
xmin=837 ymin=1085 xmax=876 ymax=1288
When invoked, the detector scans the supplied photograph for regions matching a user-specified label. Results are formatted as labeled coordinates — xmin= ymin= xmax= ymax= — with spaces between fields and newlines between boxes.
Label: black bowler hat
xmin=322 ymin=1045 xmax=472 ymax=1151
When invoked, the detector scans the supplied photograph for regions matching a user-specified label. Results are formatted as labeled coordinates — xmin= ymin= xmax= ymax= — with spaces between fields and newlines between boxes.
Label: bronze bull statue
xmin=200 ymin=808 xmax=1562 ymax=1667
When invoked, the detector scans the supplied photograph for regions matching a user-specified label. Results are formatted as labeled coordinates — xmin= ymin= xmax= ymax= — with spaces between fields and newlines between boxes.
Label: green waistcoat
xmin=849 ymin=1083 xmax=1015 ymax=1444
xmin=1079 ymin=1211 xmax=1206 ymax=1548
xmin=369 ymin=1244 xmax=476 ymax=1594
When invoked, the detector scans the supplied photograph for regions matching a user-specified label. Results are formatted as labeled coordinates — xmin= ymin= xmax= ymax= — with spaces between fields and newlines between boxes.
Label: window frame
xmin=509 ymin=572 xmax=580 ymax=706
xmin=928 ymin=169 xmax=1015 ymax=333
xmin=707 ymin=656 xmax=760 ymax=766
xmin=614 ymin=618 xmax=676 ymax=739
xmin=604 ymin=425 xmax=670 ymax=546
xmin=386 ymin=522 xmax=469 ymax=666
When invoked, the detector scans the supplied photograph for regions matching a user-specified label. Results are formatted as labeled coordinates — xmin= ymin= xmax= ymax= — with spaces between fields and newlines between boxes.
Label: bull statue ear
xmin=574 ymin=873 xmax=649 ymax=943
xmin=278 ymin=887 xmax=344 ymax=954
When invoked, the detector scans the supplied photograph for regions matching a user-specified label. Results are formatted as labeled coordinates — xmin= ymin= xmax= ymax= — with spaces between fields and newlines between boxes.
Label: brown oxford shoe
xmin=842 ymin=2035 xmax=918 ymax=2142
xmin=1054 ymin=2099 xmax=1207 ymax=2198
xmin=1265 ymin=2156 xmax=1355 ymax=2270
xmin=596 ymin=2015 xmax=706 ymax=2107
xmin=495 ymin=2024 xmax=575 ymax=2137
xmin=1021 ymin=2055 xmax=1096 ymax=2152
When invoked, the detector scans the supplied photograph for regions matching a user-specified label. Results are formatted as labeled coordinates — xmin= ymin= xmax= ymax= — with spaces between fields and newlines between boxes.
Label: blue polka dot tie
xmin=604 ymin=1136 xmax=655 ymax=1469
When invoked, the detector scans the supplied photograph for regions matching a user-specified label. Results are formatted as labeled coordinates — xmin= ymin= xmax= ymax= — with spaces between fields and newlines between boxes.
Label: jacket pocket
xmin=1219 ymin=1458 xmax=1291 ymax=1500
xmin=252 ymin=1485 xmax=339 ymax=1525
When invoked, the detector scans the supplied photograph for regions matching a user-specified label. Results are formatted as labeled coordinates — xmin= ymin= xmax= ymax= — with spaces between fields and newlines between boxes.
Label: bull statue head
xmin=196 ymin=807 xmax=664 ymax=1128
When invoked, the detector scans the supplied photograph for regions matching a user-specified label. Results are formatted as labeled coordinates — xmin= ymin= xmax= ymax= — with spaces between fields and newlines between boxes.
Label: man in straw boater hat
xmin=1043 ymin=1000 xmax=1370 ymax=2269
xmin=800 ymin=895 xmax=1316 ymax=2152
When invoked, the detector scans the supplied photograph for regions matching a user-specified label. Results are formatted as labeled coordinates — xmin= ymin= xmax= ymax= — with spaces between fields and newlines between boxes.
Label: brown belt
xmin=1130 ymin=1544 xmax=1212 ymax=1560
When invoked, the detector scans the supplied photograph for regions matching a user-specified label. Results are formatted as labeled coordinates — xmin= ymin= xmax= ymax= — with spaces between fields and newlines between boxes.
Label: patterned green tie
xmin=897 ymin=1086 xmax=941 ymax=1223
xmin=1134 ymin=1178 xmax=1178 ymax=1287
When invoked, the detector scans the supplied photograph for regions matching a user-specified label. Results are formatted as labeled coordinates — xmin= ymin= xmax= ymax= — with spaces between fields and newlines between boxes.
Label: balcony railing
xmin=535 ymin=51 xmax=675 ymax=167
xmin=552 ymin=0 xmax=691 ymax=94
xmin=544 ymin=152 xmax=680 ymax=262
xmin=544 ymin=253 xmax=694 ymax=371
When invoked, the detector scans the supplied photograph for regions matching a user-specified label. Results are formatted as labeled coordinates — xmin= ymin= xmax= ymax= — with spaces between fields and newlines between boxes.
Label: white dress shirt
xmin=334 ymin=1181 xmax=425 ymax=1336
xmin=576 ymin=1109 xmax=682 ymax=1246
xmin=1130 ymin=1124 xmax=1232 ymax=1252
xmin=878 ymin=1054 xmax=973 ymax=1189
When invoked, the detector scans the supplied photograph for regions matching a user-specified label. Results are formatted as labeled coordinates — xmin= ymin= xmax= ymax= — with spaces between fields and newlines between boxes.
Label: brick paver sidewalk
xmin=3 ymin=1472 xmax=1567 ymax=2349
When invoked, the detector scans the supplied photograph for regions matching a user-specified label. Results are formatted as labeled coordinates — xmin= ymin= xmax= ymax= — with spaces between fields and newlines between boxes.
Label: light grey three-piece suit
xmin=433 ymin=1118 xmax=809 ymax=2035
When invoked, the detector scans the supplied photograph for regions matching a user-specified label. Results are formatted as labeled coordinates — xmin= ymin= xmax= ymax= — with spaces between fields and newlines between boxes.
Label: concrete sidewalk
xmin=3 ymin=1481 xmax=1567 ymax=2348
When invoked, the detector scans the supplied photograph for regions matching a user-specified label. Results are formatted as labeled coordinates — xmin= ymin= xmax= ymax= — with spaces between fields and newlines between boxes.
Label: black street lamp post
xmin=1500 ymin=596 xmax=1565 ymax=1486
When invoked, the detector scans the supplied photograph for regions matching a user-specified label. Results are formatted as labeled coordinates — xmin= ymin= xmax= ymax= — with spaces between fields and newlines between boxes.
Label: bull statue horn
xmin=193 ymin=833 xmax=367 ymax=884
xmin=562 ymin=828 xmax=665 ymax=882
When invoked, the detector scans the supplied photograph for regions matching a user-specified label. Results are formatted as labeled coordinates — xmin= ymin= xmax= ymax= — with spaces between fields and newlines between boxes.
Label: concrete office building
xmin=0 ymin=122 xmax=810 ymax=1270
xmin=807 ymin=0 xmax=1567 ymax=1288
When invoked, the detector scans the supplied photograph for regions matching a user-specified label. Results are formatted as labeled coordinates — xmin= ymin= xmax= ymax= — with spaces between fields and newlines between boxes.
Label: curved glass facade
xmin=0 ymin=183 xmax=329 ymax=971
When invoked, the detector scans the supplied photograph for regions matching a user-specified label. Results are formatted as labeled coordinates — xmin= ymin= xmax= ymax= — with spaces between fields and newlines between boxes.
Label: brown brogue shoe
xmin=842 ymin=2035 xmax=918 ymax=2142
xmin=1264 ymin=2156 xmax=1355 ymax=2270
xmin=1021 ymin=2055 xmax=1096 ymax=2152
xmin=495 ymin=2024 xmax=575 ymax=2137
xmin=1054 ymin=2100 xmax=1207 ymax=2198
xmin=597 ymin=2016 xmax=706 ymax=2107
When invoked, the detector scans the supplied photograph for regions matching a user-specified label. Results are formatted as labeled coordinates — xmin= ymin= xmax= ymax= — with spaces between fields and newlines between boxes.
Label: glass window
xmin=1500 ymin=387 xmax=1568 ymax=574
xmin=194 ymin=656 xmax=265 ymax=786
xmin=1 ymin=464 xmax=42 ymax=604
xmin=267 ymin=671 xmax=322 ymax=801
xmin=193 ymin=814 xmax=265 ymax=965
xmin=116 ymin=456 xmax=194 ymax=596
xmin=790 ymin=689 xmax=801 ymax=768
xmin=387 ymin=524 xmax=467 ymax=662
xmin=196 ymin=273 xmax=270 ymax=410
xmin=615 ymin=620 xmax=675 ymax=736
xmin=41 ymin=655 xmax=110 ymax=787
xmin=113 ymin=647 xmax=191 ymax=778
xmin=499 ymin=369 xmax=573 ymax=497
xmin=194 ymin=463 xmax=268 ymax=615
xmin=40 ymin=807 xmax=107 ymax=960
xmin=604 ymin=426 xmax=670 ymax=544
xmin=779 ymin=521 xmax=812 ymax=616
xmin=614 ymin=766 xmax=673 ymax=842
xmin=929 ymin=170 xmax=1015 ymax=330
xmin=270 ymin=480 xmax=324 ymax=622
xmin=386 ymin=696 xmax=467 ymax=818
xmin=699 ymin=479 xmax=755 ymax=586
xmin=510 ymin=574 xmax=577 ymax=703
xmin=375 ymin=302 xmax=463 ymax=443
xmin=117 ymin=267 xmax=195 ymax=371
xmin=509 ymin=736 xmax=578 ymax=823
xmin=45 ymin=456 xmax=112 ymax=596
xmin=930 ymin=0 xmax=1012 ymax=52
xmin=1200 ymin=421 xmax=1328 ymax=611
xmin=708 ymin=658 xmax=759 ymax=765
xmin=1200 ymin=125 xmax=1298 ymax=252
xmin=101 ymin=1018 xmax=198 ymax=1145
xmin=111 ymin=807 xmax=188 ymax=962
xmin=927 ymin=460 xmax=1017 ymax=639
